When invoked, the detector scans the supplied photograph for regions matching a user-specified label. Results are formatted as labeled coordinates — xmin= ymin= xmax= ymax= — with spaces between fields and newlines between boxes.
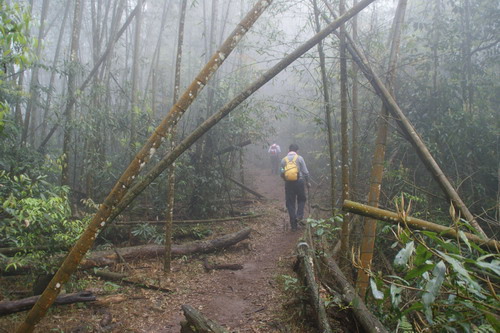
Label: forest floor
xmin=0 ymin=160 xmax=339 ymax=332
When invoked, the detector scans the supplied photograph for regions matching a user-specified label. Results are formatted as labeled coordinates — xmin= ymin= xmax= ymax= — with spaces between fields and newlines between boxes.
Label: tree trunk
xmin=312 ymin=0 xmax=336 ymax=217
xmin=356 ymin=0 xmax=408 ymax=297
xmin=22 ymin=0 xmax=49 ymax=146
xmin=165 ymin=0 xmax=188 ymax=272
xmin=339 ymin=0 xmax=351 ymax=267
xmin=128 ymin=0 xmax=142 ymax=157
xmin=61 ymin=0 xmax=83 ymax=187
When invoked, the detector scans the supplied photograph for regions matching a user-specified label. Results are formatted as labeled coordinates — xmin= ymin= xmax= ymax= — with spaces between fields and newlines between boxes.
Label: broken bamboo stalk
xmin=17 ymin=2 xmax=275 ymax=331
xmin=180 ymin=304 xmax=229 ymax=333
xmin=319 ymin=256 xmax=389 ymax=333
xmin=343 ymin=200 xmax=499 ymax=251
xmin=297 ymin=242 xmax=333 ymax=333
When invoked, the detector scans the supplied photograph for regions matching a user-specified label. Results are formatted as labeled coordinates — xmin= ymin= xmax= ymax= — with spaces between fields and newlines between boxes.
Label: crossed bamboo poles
xmin=18 ymin=0 xmax=485 ymax=330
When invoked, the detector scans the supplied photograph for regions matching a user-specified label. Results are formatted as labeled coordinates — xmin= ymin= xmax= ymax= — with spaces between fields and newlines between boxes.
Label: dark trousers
xmin=285 ymin=179 xmax=306 ymax=230
xmin=270 ymin=155 xmax=280 ymax=174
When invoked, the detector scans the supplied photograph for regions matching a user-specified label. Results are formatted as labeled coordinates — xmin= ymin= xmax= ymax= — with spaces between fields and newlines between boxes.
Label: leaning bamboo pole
xmin=341 ymin=17 xmax=486 ymax=239
xmin=101 ymin=0 xmax=378 ymax=235
xmin=16 ymin=1 xmax=273 ymax=331
xmin=343 ymin=200 xmax=499 ymax=252
xmin=321 ymin=1 xmax=486 ymax=238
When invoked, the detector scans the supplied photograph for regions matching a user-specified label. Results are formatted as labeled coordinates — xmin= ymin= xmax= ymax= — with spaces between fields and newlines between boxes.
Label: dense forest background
xmin=0 ymin=0 xmax=499 ymax=331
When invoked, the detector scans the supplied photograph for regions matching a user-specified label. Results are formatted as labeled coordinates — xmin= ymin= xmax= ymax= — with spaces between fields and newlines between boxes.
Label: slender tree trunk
xmin=312 ymin=0 xmax=335 ymax=215
xmin=61 ymin=0 xmax=83 ymax=187
xmin=41 ymin=0 xmax=71 ymax=143
xmin=129 ymin=0 xmax=143 ymax=157
xmin=356 ymin=0 xmax=408 ymax=297
xmin=22 ymin=0 xmax=49 ymax=146
xmin=351 ymin=0 xmax=359 ymax=195
xmin=339 ymin=0 xmax=351 ymax=265
xmin=165 ymin=0 xmax=187 ymax=272
xmin=16 ymin=1 xmax=277 ymax=330
xmin=461 ymin=0 xmax=474 ymax=113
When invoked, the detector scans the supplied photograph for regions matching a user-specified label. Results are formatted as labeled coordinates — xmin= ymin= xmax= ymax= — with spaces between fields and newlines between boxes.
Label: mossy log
xmin=296 ymin=242 xmax=333 ymax=333
xmin=0 ymin=291 xmax=95 ymax=316
xmin=180 ymin=304 xmax=229 ymax=333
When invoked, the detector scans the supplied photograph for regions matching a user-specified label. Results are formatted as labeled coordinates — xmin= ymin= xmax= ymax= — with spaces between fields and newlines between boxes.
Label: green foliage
xmin=0 ymin=1 xmax=35 ymax=132
xmin=307 ymin=215 xmax=342 ymax=239
xmin=370 ymin=222 xmax=500 ymax=332
xmin=0 ymin=171 xmax=85 ymax=273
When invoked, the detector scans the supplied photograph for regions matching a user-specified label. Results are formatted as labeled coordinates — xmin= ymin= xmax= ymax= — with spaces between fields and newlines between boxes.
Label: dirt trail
xmin=160 ymin=164 xmax=304 ymax=332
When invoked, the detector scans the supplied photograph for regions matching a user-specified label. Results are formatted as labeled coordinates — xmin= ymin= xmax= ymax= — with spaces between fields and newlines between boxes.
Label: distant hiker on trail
xmin=280 ymin=144 xmax=310 ymax=231
xmin=268 ymin=143 xmax=281 ymax=174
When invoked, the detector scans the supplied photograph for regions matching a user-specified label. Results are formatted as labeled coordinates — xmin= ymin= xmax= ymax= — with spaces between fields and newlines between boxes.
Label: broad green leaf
xmin=405 ymin=263 xmax=435 ymax=280
xmin=390 ymin=284 xmax=403 ymax=308
xmin=475 ymin=260 xmax=500 ymax=276
xmin=370 ymin=278 xmax=384 ymax=300
xmin=458 ymin=230 xmax=471 ymax=252
xmin=414 ymin=243 xmax=433 ymax=266
xmin=394 ymin=241 xmax=414 ymax=268
xmin=437 ymin=251 xmax=485 ymax=298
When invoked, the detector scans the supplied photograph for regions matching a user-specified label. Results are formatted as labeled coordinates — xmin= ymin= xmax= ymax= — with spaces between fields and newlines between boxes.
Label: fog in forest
xmin=1 ymin=0 xmax=499 ymax=331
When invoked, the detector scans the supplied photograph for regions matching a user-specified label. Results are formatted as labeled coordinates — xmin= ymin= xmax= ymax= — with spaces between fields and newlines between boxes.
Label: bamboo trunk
xmin=343 ymin=200 xmax=499 ymax=251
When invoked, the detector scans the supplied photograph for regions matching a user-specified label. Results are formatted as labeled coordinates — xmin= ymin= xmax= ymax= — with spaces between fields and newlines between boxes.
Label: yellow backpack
xmin=282 ymin=155 xmax=299 ymax=181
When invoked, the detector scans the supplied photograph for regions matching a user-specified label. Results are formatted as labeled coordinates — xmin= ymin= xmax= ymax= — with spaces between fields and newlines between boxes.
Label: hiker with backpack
xmin=268 ymin=143 xmax=281 ymax=174
xmin=280 ymin=144 xmax=310 ymax=231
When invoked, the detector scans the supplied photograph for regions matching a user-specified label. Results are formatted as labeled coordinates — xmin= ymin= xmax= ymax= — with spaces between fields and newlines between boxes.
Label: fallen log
xmin=319 ymin=256 xmax=389 ymax=333
xmin=226 ymin=176 xmax=266 ymax=199
xmin=202 ymin=258 xmax=243 ymax=272
xmin=296 ymin=242 xmax=333 ymax=333
xmin=180 ymin=304 xmax=229 ymax=333
xmin=343 ymin=200 xmax=499 ymax=251
xmin=93 ymin=270 xmax=172 ymax=293
xmin=1 ymin=228 xmax=252 ymax=275
xmin=115 ymin=214 xmax=263 ymax=225
xmin=0 ymin=291 xmax=95 ymax=316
